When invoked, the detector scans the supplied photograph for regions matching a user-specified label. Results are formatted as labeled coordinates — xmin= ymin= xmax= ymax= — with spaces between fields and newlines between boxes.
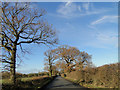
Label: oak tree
xmin=75 ymin=51 xmax=92 ymax=71
xmin=1 ymin=2 xmax=58 ymax=84
xmin=44 ymin=49 xmax=57 ymax=77
xmin=54 ymin=45 xmax=80 ymax=72
xmin=55 ymin=60 xmax=66 ymax=73
xmin=53 ymin=45 xmax=92 ymax=73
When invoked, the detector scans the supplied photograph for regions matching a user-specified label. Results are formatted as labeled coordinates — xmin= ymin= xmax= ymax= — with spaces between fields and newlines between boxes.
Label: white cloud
xmin=78 ymin=5 xmax=82 ymax=12
xmin=86 ymin=31 xmax=118 ymax=48
xmin=91 ymin=15 xmax=118 ymax=25
xmin=57 ymin=2 xmax=78 ymax=16
xmin=88 ymin=15 xmax=118 ymax=48
xmin=83 ymin=2 xmax=89 ymax=11
xmin=55 ymin=2 xmax=111 ymax=19
xmin=96 ymin=32 xmax=117 ymax=44
xmin=65 ymin=1 xmax=72 ymax=7
xmin=57 ymin=2 xmax=91 ymax=17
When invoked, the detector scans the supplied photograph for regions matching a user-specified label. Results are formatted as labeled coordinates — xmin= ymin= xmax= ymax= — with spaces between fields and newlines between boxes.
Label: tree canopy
xmin=44 ymin=45 xmax=92 ymax=74
xmin=1 ymin=2 xmax=58 ymax=84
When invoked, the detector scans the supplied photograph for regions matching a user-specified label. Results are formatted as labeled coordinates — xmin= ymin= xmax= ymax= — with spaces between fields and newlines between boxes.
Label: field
xmin=1 ymin=75 xmax=54 ymax=89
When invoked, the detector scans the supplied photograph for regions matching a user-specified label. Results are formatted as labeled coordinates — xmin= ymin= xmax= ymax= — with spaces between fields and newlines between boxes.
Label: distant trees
xmin=44 ymin=50 xmax=57 ymax=77
xmin=44 ymin=45 xmax=92 ymax=74
xmin=55 ymin=60 xmax=66 ymax=73
xmin=1 ymin=2 xmax=58 ymax=84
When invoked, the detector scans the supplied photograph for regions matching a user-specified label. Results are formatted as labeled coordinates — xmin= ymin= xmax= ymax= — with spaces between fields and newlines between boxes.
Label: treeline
xmin=1 ymin=72 xmax=49 ymax=79
xmin=44 ymin=45 xmax=93 ymax=77
xmin=64 ymin=63 xmax=119 ymax=88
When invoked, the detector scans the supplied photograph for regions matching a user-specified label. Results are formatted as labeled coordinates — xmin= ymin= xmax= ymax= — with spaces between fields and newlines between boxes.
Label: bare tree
xmin=1 ymin=47 xmax=23 ymax=72
xmin=54 ymin=45 xmax=80 ymax=73
xmin=75 ymin=51 xmax=92 ymax=71
xmin=0 ymin=2 xmax=58 ymax=84
xmin=55 ymin=60 xmax=66 ymax=73
xmin=0 ymin=48 xmax=11 ymax=71
xmin=53 ymin=45 xmax=92 ymax=73
xmin=44 ymin=49 xmax=57 ymax=77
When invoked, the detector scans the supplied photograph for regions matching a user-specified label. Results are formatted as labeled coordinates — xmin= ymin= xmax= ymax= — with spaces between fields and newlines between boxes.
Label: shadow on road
xmin=41 ymin=76 xmax=90 ymax=90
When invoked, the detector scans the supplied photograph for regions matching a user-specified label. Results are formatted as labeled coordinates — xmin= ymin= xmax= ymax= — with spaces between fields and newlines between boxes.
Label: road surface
xmin=43 ymin=76 xmax=89 ymax=90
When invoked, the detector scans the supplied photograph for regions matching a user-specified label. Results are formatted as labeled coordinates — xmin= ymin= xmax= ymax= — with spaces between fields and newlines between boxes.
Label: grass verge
xmin=63 ymin=77 xmax=106 ymax=88
xmin=1 ymin=76 xmax=55 ymax=90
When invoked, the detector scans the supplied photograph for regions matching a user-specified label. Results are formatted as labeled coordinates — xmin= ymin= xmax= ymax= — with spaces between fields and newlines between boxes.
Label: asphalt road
xmin=43 ymin=76 xmax=89 ymax=90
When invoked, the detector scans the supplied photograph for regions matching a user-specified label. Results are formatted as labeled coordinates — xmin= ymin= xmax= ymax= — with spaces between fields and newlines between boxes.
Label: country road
xmin=42 ymin=76 xmax=89 ymax=90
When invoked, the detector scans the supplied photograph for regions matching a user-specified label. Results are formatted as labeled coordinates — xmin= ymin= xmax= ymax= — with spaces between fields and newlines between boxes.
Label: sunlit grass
xmin=1 ymin=75 xmax=49 ymax=84
xmin=20 ymin=75 xmax=49 ymax=81
xmin=2 ymin=76 xmax=53 ymax=89
xmin=64 ymin=77 xmax=104 ymax=88
xmin=84 ymin=84 xmax=102 ymax=88
xmin=0 ymin=79 xmax=12 ymax=84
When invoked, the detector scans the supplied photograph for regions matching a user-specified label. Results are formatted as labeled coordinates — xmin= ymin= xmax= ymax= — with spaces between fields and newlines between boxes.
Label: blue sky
xmin=16 ymin=2 xmax=118 ymax=74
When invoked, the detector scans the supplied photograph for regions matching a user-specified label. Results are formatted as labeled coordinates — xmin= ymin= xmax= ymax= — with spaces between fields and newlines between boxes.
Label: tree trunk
xmin=49 ymin=65 xmax=52 ymax=77
xmin=67 ymin=63 xmax=71 ymax=73
xmin=10 ymin=45 xmax=16 ymax=85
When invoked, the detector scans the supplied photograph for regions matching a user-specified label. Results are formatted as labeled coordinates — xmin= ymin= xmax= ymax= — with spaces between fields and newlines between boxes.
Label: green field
xmin=1 ymin=76 xmax=53 ymax=90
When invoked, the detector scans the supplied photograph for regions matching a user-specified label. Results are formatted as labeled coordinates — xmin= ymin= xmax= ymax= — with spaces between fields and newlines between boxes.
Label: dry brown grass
xmin=65 ymin=63 xmax=119 ymax=88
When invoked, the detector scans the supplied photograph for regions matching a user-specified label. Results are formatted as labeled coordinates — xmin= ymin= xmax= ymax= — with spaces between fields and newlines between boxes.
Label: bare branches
xmin=44 ymin=49 xmax=57 ymax=62
xmin=44 ymin=45 xmax=92 ymax=73
xmin=1 ymin=2 xmax=57 ymax=47
xmin=54 ymin=45 xmax=80 ymax=65
xmin=1 ymin=59 xmax=11 ymax=64
xmin=2 ymin=30 xmax=14 ymax=43
xmin=1 ymin=2 xmax=58 ymax=54
xmin=1 ymin=2 xmax=58 ymax=80
xmin=44 ymin=49 xmax=58 ymax=77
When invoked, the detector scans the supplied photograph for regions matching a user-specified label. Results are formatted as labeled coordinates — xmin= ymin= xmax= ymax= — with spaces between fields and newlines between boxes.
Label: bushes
xmin=66 ymin=63 xmax=119 ymax=88
xmin=2 ymin=72 xmax=50 ymax=79
xmin=2 ymin=72 xmax=10 ymax=79
xmin=93 ymin=64 xmax=119 ymax=87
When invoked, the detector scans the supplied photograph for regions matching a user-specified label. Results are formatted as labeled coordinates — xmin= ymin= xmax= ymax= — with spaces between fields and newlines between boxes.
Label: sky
xmin=16 ymin=2 xmax=118 ymax=74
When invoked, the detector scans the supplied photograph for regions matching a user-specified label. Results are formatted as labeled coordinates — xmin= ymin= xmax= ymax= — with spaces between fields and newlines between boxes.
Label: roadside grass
xmin=19 ymin=76 xmax=48 ymax=81
xmin=64 ymin=77 xmax=119 ymax=89
xmin=1 ymin=76 xmax=54 ymax=90
xmin=64 ymin=77 xmax=105 ymax=88
xmin=0 ymin=79 xmax=12 ymax=84
xmin=1 ymin=75 xmax=49 ymax=84
xmin=83 ymin=84 xmax=104 ymax=88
